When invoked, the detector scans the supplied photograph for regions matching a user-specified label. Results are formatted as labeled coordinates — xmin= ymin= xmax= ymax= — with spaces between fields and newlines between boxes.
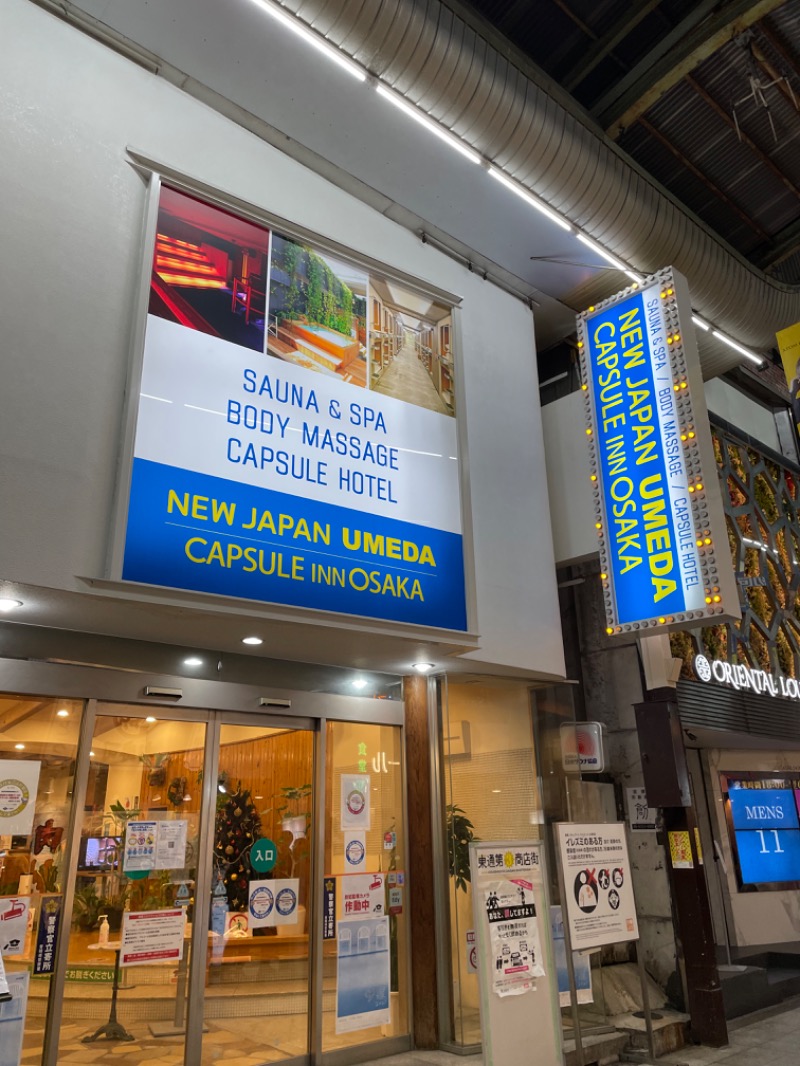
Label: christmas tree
xmin=213 ymin=782 xmax=261 ymax=912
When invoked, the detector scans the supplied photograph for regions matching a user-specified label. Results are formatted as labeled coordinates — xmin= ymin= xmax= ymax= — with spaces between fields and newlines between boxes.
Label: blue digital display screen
xmin=734 ymin=827 xmax=800 ymax=885
xmin=725 ymin=781 xmax=800 ymax=887
xmin=728 ymin=788 xmax=799 ymax=831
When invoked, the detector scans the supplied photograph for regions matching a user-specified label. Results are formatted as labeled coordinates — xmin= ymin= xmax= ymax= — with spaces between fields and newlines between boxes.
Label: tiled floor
xmin=656 ymin=999 xmax=800 ymax=1066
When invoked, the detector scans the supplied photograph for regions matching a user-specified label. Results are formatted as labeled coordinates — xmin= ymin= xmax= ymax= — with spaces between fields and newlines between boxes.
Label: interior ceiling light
xmin=183 ymin=656 xmax=204 ymax=666
xmin=247 ymin=0 xmax=366 ymax=82
xmin=90 ymin=751 xmax=95 ymax=758
xmin=376 ymin=85 xmax=482 ymax=164
xmin=576 ymin=233 xmax=630 ymax=272
xmin=488 ymin=167 xmax=571 ymax=232
xmin=692 ymin=315 xmax=710 ymax=331
xmin=145 ymin=716 xmax=157 ymax=723
xmin=0 ymin=598 xmax=23 ymax=611
xmin=413 ymin=662 xmax=435 ymax=673
xmin=14 ymin=743 xmax=24 ymax=751
xmin=56 ymin=709 xmax=69 ymax=718
xmin=351 ymin=677 xmax=368 ymax=690
xmin=242 ymin=636 xmax=263 ymax=646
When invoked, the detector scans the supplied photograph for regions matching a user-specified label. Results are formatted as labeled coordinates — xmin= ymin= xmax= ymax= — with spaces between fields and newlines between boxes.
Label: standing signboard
xmin=119 ymin=183 xmax=467 ymax=631
xmin=577 ymin=266 xmax=738 ymax=636
xmin=468 ymin=841 xmax=562 ymax=1066
xmin=556 ymin=823 xmax=639 ymax=949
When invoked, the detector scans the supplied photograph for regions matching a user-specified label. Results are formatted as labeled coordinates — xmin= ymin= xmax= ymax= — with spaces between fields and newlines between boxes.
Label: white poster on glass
xmin=341 ymin=775 xmax=370 ymax=830
xmin=335 ymin=916 xmax=390 ymax=1033
xmin=341 ymin=874 xmax=384 ymax=920
xmin=123 ymin=821 xmax=158 ymax=872
xmin=0 ymin=970 xmax=28 ymax=1066
xmin=155 ymin=819 xmax=188 ymax=869
xmin=343 ymin=830 xmax=366 ymax=870
xmin=0 ymin=898 xmax=31 ymax=957
xmin=120 ymin=908 xmax=185 ymax=967
xmin=557 ymin=823 xmax=639 ymax=949
xmin=0 ymin=762 xmax=40 ymax=836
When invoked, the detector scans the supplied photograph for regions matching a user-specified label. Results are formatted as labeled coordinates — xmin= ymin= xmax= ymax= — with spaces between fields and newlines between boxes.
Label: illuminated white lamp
xmin=246 ymin=0 xmax=366 ymax=81
xmin=242 ymin=636 xmax=263 ymax=646
xmin=14 ymin=743 xmax=24 ymax=750
xmin=377 ymin=85 xmax=481 ymax=164
xmin=711 ymin=330 xmax=764 ymax=368
xmin=56 ymin=709 xmax=69 ymax=718
xmin=692 ymin=316 xmax=710 ymax=331
xmin=90 ymin=751 xmax=95 ymax=758
xmin=351 ymin=677 xmax=368 ymax=690
xmin=183 ymin=656 xmax=203 ymax=666
xmin=145 ymin=716 xmax=157 ymax=723
xmin=0 ymin=598 xmax=22 ymax=612
xmin=576 ymin=233 xmax=629 ymax=272
xmin=488 ymin=167 xmax=572 ymax=231
xmin=413 ymin=662 xmax=435 ymax=673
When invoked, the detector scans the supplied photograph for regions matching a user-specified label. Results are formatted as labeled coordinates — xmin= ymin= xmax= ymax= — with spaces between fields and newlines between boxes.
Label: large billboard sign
xmin=577 ymin=267 xmax=739 ymax=636
xmin=119 ymin=184 xmax=467 ymax=630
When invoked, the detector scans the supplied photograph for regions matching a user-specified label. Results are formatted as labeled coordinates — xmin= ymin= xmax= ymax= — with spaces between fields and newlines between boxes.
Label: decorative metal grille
xmin=671 ymin=427 xmax=800 ymax=678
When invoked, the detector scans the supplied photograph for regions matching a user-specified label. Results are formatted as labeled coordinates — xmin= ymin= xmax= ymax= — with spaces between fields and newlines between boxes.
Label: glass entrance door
xmin=53 ymin=706 xmax=317 ymax=1066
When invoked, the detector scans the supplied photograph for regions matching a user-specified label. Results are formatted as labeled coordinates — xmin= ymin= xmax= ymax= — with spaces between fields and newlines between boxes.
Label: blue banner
xmin=33 ymin=896 xmax=62 ymax=976
xmin=729 ymin=788 xmax=799 ymax=831
xmin=734 ymin=828 xmax=800 ymax=885
xmin=123 ymin=459 xmax=467 ymax=630
xmin=586 ymin=288 xmax=699 ymax=624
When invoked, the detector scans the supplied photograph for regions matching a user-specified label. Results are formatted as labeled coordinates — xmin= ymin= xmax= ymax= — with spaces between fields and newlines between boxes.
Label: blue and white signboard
xmin=578 ymin=267 xmax=738 ymax=635
xmin=121 ymin=184 xmax=467 ymax=630
xmin=726 ymin=781 xmax=800 ymax=885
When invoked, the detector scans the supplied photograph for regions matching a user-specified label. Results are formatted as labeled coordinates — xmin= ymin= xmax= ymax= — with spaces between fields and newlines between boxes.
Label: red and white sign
xmin=466 ymin=929 xmax=477 ymax=974
xmin=0 ymin=896 xmax=30 ymax=956
xmin=120 ymin=909 xmax=185 ymax=967
xmin=340 ymin=873 xmax=384 ymax=920
xmin=560 ymin=722 xmax=605 ymax=773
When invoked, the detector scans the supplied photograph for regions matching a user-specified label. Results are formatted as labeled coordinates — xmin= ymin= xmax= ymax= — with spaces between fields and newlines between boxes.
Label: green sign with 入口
xmin=251 ymin=837 xmax=277 ymax=873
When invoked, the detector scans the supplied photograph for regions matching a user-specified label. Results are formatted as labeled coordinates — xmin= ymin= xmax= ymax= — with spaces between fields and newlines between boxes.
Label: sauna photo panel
xmin=149 ymin=186 xmax=270 ymax=354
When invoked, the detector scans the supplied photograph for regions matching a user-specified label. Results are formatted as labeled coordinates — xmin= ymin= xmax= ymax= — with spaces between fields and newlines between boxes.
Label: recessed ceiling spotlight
xmin=0 ymin=598 xmax=23 ymax=612
xmin=56 ymin=709 xmax=69 ymax=718
xmin=14 ymin=743 xmax=24 ymax=750
xmin=89 ymin=751 xmax=95 ymax=758
xmin=183 ymin=657 xmax=204 ymax=666
xmin=145 ymin=716 xmax=157 ymax=723
xmin=242 ymin=636 xmax=263 ymax=646
xmin=413 ymin=662 xmax=435 ymax=673
xmin=352 ymin=677 xmax=368 ymax=690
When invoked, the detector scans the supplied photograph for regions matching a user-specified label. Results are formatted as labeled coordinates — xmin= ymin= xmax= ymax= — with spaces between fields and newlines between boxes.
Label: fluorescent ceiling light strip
xmin=692 ymin=315 xmax=710 ymax=331
xmin=711 ymin=330 xmax=764 ymax=367
xmin=488 ymin=167 xmax=571 ymax=232
xmin=576 ymin=233 xmax=628 ymax=272
xmin=376 ymin=85 xmax=481 ymax=164
xmin=247 ymin=0 xmax=366 ymax=81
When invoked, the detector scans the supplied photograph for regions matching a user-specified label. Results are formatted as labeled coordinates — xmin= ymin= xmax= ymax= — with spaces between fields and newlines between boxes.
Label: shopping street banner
xmin=121 ymin=185 xmax=466 ymax=631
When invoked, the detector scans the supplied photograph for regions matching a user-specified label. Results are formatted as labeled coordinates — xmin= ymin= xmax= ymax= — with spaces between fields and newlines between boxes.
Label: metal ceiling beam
xmin=686 ymin=74 xmax=800 ymax=207
xmin=595 ymin=0 xmax=787 ymax=138
xmin=638 ymin=116 xmax=771 ymax=242
xmin=754 ymin=216 xmax=800 ymax=271
xmin=563 ymin=1 xmax=661 ymax=92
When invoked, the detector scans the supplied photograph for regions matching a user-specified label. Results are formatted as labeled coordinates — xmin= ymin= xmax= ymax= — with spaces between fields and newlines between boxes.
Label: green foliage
xmin=306 ymin=256 xmax=323 ymax=324
xmin=275 ymin=783 xmax=312 ymax=820
xmin=446 ymin=804 xmax=476 ymax=892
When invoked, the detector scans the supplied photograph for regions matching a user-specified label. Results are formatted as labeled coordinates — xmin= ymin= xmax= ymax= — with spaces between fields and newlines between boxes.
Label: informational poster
xmin=0 ymin=897 xmax=31 ymax=956
xmin=124 ymin=820 xmax=188 ymax=873
xmin=33 ymin=895 xmax=62 ymax=975
xmin=626 ymin=787 xmax=658 ymax=832
xmin=0 ymin=761 xmax=40 ymax=836
xmin=341 ymin=775 xmax=370 ymax=830
xmin=0 ymin=970 xmax=28 ymax=1066
xmin=247 ymin=879 xmax=300 ymax=927
xmin=121 ymin=185 xmax=467 ymax=631
xmin=550 ymin=906 xmax=592 ymax=1008
xmin=557 ymin=823 xmax=639 ymax=949
xmin=336 ymin=916 xmax=390 ymax=1033
xmin=341 ymin=874 xmax=384 ymax=919
xmin=484 ymin=880 xmax=545 ymax=997
xmin=225 ymin=912 xmax=250 ymax=937
xmin=470 ymin=842 xmax=563 ymax=1066
xmin=388 ymin=887 xmax=402 ymax=915
xmin=155 ymin=820 xmax=188 ymax=869
xmin=120 ymin=908 xmax=185 ymax=967
xmin=344 ymin=830 xmax=366 ymax=870
xmin=123 ymin=820 xmax=157 ymax=872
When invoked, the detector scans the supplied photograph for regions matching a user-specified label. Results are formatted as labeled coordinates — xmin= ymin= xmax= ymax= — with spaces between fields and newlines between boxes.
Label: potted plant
xmin=73 ymin=884 xmax=104 ymax=932
xmin=275 ymin=784 xmax=312 ymax=843
xmin=446 ymin=804 xmax=477 ymax=892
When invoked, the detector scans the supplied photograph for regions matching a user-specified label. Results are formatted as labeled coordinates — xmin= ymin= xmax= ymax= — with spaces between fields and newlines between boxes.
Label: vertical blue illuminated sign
xmin=576 ymin=268 xmax=735 ymax=635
